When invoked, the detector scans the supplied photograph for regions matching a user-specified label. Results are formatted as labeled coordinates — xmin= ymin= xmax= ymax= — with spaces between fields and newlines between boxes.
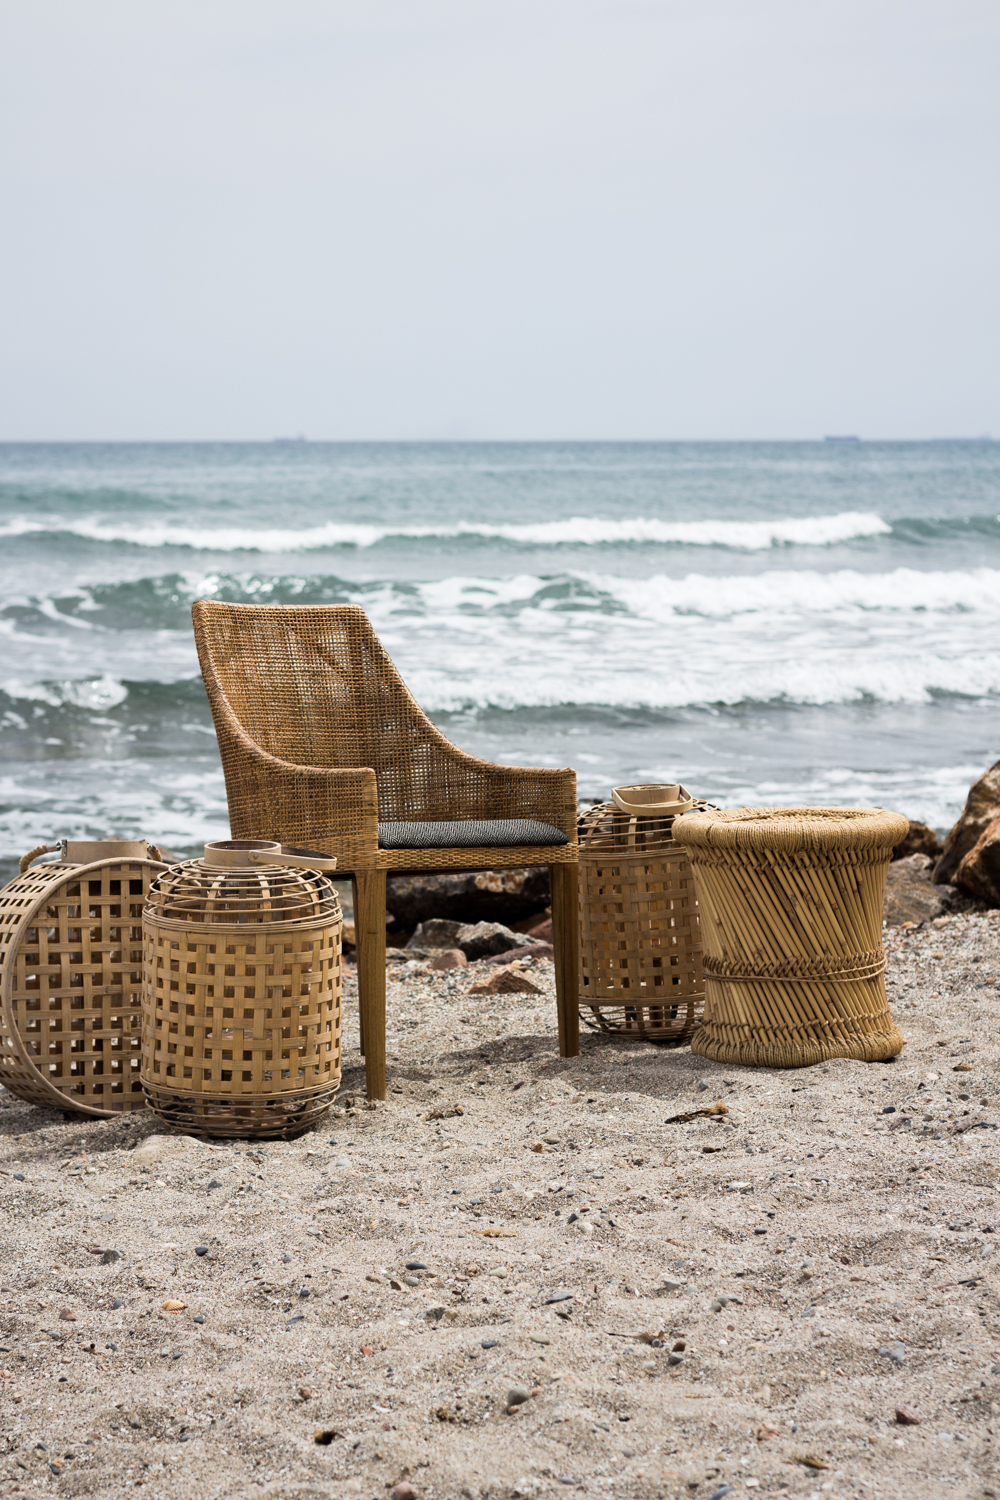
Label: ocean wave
xmin=0 ymin=510 xmax=891 ymax=552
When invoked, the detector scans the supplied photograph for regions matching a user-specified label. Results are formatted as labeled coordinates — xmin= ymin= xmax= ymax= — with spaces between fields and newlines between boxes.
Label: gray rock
xmin=455 ymin=922 xmax=531 ymax=961
xmin=883 ymin=854 xmax=954 ymax=926
xmin=407 ymin=919 xmax=464 ymax=951
xmin=506 ymin=1384 xmax=531 ymax=1408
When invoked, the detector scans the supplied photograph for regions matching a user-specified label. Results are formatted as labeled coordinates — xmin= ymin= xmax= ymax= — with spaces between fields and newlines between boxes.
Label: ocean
xmin=1 ymin=439 xmax=998 ymax=884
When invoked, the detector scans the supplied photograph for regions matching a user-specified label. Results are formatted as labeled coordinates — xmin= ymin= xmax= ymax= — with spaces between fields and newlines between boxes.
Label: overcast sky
xmin=1 ymin=0 xmax=997 ymax=441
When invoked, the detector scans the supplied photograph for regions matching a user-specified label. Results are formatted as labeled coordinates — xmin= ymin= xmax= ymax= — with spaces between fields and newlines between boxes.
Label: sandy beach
xmin=0 ymin=910 xmax=997 ymax=1500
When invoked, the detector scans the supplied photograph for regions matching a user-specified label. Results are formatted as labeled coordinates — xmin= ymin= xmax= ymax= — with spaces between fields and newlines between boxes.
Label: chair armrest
xmin=213 ymin=710 xmax=379 ymax=865
xmin=403 ymin=742 xmax=578 ymax=841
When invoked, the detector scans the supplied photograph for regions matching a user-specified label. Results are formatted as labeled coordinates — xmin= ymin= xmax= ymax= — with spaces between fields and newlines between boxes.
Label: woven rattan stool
xmin=0 ymin=840 xmax=166 ymax=1116
xmin=672 ymin=806 xmax=908 ymax=1068
xmin=578 ymin=786 xmax=704 ymax=1043
xmin=141 ymin=840 xmax=342 ymax=1139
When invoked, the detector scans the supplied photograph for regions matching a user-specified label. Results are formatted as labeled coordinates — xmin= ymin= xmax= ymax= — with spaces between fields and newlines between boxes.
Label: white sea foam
xmin=3 ymin=566 xmax=999 ymax=715
xmin=0 ymin=510 xmax=891 ymax=552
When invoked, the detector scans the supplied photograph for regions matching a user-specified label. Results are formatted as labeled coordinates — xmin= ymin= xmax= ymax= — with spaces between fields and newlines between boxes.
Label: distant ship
xmin=824 ymin=434 xmax=860 ymax=442
xmin=273 ymin=434 xmax=308 ymax=444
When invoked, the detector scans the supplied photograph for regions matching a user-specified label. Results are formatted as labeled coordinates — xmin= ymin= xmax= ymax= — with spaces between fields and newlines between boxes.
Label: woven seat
xmin=192 ymin=602 xmax=580 ymax=1098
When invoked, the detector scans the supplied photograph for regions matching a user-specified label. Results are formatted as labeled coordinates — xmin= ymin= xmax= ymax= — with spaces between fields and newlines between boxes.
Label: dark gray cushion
xmin=378 ymin=819 xmax=569 ymax=851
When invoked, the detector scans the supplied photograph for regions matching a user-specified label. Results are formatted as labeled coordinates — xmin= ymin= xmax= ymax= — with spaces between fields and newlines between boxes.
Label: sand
xmin=1 ymin=912 xmax=998 ymax=1500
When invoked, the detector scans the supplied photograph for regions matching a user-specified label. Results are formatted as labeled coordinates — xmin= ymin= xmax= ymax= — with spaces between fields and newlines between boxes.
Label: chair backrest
xmin=192 ymin=601 xmax=450 ymax=817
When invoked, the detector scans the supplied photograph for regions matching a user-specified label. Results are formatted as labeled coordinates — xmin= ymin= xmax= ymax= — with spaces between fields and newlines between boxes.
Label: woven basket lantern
xmin=672 ymin=806 xmax=908 ymax=1068
xmin=0 ymin=840 xmax=166 ymax=1116
xmin=141 ymin=840 xmax=342 ymax=1139
xmin=578 ymin=786 xmax=705 ymax=1043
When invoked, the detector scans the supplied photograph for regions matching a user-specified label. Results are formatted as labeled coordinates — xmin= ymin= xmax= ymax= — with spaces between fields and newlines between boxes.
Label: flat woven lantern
xmin=672 ymin=806 xmax=908 ymax=1068
xmin=0 ymin=840 xmax=166 ymax=1116
xmin=141 ymin=840 xmax=342 ymax=1139
xmin=578 ymin=786 xmax=705 ymax=1043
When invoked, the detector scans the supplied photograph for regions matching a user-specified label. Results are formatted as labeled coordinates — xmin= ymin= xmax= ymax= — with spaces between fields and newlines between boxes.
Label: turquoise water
xmin=1 ymin=439 xmax=998 ymax=880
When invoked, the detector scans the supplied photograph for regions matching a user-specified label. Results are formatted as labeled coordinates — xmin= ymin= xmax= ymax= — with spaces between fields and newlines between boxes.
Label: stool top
xmin=673 ymin=805 xmax=909 ymax=854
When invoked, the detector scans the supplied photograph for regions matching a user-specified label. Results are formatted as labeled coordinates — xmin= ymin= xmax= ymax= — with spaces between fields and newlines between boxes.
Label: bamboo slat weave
xmin=141 ymin=842 xmax=342 ymax=1138
xmin=578 ymin=803 xmax=704 ymax=1043
xmin=0 ymin=847 xmax=165 ymax=1115
xmin=672 ymin=806 xmax=909 ymax=1068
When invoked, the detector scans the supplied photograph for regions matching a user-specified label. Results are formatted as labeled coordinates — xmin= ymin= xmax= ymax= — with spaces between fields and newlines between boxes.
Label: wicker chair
xmin=192 ymin=601 xmax=580 ymax=1099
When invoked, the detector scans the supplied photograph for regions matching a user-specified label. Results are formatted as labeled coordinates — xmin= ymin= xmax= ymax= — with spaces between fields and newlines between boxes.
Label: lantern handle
xmin=247 ymin=846 xmax=338 ymax=873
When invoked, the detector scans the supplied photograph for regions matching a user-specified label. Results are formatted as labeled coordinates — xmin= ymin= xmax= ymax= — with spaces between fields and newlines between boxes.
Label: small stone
xmin=282 ymin=1253 xmax=292 ymax=1263
xmin=13 ymin=1173 xmax=25 ymax=1182
xmin=882 ymin=1105 xmax=897 ymax=1114
xmin=101 ymin=1250 xmax=121 ymax=1264
xmin=405 ymin=1261 xmax=427 ymax=1270
xmin=709 ymin=1487 xmax=734 ymax=1500
xmin=544 ymin=1291 xmax=573 ymax=1304
xmin=429 ymin=948 xmax=467 ymax=972
xmin=299 ymin=1287 xmax=311 ymax=1298
xmin=58 ymin=1309 xmax=76 ymax=1322
xmin=424 ymin=1306 xmax=445 ymax=1322
xmin=757 ymin=1422 xmax=780 ymax=1441
xmin=530 ymin=1334 xmax=551 ymax=1345
xmin=482 ymin=1339 xmax=499 ymax=1349
xmin=207 ymin=1180 xmax=222 ymax=1190
xmin=895 ymin=1404 xmax=921 ymax=1425
xmin=194 ymin=1315 xmax=205 ymax=1324
xmin=403 ymin=1275 xmax=420 ymax=1287
xmin=392 ymin=1484 xmax=418 ymax=1500
xmin=878 ymin=1343 xmax=906 ymax=1366
xmin=541 ymin=1134 xmax=561 ymax=1145
xmin=112 ymin=1298 xmax=123 ymax=1310
xmin=667 ymin=1351 xmax=684 ymax=1366
xmin=507 ymin=1384 xmax=531 ymax=1408
xmin=194 ymin=1246 xmax=209 ymax=1257
xmin=697 ymin=1079 xmax=710 ymax=1092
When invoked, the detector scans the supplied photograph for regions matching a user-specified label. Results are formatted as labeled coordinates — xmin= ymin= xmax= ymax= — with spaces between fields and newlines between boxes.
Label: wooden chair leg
xmin=354 ymin=869 xmax=387 ymax=1099
xmin=550 ymin=862 xmax=580 ymax=1058
xmin=350 ymin=877 xmax=365 ymax=1056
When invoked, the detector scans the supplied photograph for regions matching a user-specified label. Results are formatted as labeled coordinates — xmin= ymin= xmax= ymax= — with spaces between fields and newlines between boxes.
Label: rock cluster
xmin=386 ymin=867 xmax=550 ymax=933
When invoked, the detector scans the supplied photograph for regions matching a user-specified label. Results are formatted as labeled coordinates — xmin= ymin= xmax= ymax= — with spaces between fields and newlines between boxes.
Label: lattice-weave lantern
xmin=0 ymin=841 xmax=165 ymax=1115
xmin=141 ymin=840 xmax=342 ymax=1138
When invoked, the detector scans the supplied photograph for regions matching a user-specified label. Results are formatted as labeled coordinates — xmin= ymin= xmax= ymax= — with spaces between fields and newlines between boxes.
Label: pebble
xmin=405 ymin=1261 xmax=427 ymax=1270
xmin=507 ymin=1384 xmax=531 ymax=1408
xmin=194 ymin=1315 xmax=206 ymax=1325
xmin=101 ymin=1250 xmax=121 ymax=1265
xmin=429 ymin=949 xmax=467 ymax=972
xmin=391 ymin=1484 xmax=418 ymax=1500
xmin=112 ymin=1298 xmax=123 ymax=1310
xmin=544 ymin=1292 xmax=573 ymax=1304
xmin=195 ymin=1246 xmax=209 ymax=1257
xmin=697 ymin=1080 xmax=710 ymax=1092
xmin=530 ymin=1334 xmax=551 ymax=1345
xmin=895 ymin=1404 xmax=922 ymax=1425
xmin=482 ymin=1339 xmax=499 ymax=1349
xmin=13 ymin=1173 xmax=25 ymax=1182
xmin=878 ymin=1343 xmax=906 ymax=1366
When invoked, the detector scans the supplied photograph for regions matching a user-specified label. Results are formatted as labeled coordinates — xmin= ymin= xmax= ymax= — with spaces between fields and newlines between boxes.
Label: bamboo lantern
xmin=672 ymin=806 xmax=908 ymax=1068
xmin=0 ymin=840 xmax=166 ymax=1115
xmin=141 ymin=840 xmax=342 ymax=1139
xmin=578 ymin=786 xmax=705 ymax=1043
